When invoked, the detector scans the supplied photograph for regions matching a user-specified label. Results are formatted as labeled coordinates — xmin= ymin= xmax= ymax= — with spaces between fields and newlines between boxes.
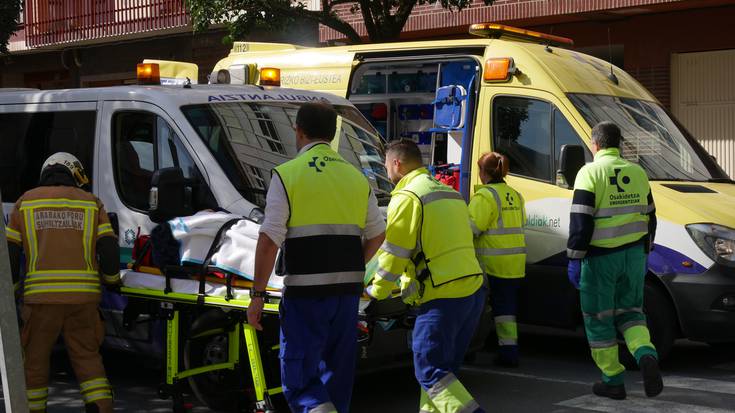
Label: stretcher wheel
xmin=185 ymin=309 xmax=250 ymax=411
xmin=157 ymin=384 xmax=170 ymax=400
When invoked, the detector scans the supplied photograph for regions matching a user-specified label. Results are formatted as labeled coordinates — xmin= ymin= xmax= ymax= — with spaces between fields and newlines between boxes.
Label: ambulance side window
xmin=553 ymin=109 xmax=591 ymax=171
xmin=0 ymin=111 xmax=96 ymax=202
xmin=493 ymin=97 xmax=553 ymax=181
xmin=113 ymin=111 xmax=203 ymax=212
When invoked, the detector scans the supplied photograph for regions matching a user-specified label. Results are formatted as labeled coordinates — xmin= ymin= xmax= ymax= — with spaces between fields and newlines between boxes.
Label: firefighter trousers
xmin=580 ymin=244 xmax=658 ymax=385
xmin=414 ymin=287 xmax=487 ymax=413
xmin=21 ymin=303 xmax=113 ymax=413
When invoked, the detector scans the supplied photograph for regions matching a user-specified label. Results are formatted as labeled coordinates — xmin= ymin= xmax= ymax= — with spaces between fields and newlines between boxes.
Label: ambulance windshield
xmin=568 ymin=94 xmax=729 ymax=182
xmin=182 ymin=102 xmax=393 ymax=208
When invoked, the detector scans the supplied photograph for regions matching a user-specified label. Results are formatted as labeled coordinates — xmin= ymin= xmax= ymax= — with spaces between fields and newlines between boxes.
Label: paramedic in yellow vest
xmin=567 ymin=121 xmax=663 ymax=400
xmin=469 ymin=152 xmax=526 ymax=368
xmin=247 ymin=103 xmax=386 ymax=413
xmin=4 ymin=152 xmax=120 ymax=413
xmin=367 ymin=139 xmax=486 ymax=413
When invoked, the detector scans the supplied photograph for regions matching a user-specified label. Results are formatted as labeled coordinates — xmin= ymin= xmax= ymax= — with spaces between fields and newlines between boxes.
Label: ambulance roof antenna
xmin=607 ymin=27 xmax=619 ymax=85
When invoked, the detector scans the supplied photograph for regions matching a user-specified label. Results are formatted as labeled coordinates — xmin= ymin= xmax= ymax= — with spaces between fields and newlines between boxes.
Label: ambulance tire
xmin=184 ymin=309 xmax=253 ymax=412
xmin=620 ymin=281 xmax=676 ymax=368
xmin=643 ymin=281 xmax=676 ymax=361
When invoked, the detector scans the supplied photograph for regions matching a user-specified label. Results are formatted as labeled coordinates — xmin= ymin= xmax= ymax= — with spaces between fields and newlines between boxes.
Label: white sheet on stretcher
xmin=121 ymin=271 xmax=372 ymax=313
xmin=121 ymin=270 xmax=274 ymax=300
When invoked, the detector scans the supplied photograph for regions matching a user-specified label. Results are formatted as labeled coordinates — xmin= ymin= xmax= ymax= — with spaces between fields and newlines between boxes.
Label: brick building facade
xmin=1 ymin=1 xmax=318 ymax=89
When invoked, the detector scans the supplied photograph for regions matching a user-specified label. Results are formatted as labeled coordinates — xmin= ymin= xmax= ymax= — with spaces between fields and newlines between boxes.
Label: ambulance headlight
xmin=686 ymin=223 xmax=735 ymax=266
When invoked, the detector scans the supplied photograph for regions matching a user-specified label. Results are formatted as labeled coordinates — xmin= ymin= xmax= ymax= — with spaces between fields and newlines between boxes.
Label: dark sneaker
xmin=493 ymin=355 xmax=519 ymax=368
xmin=640 ymin=354 xmax=664 ymax=397
xmin=592 ymin=381 xmax=627 ymax=400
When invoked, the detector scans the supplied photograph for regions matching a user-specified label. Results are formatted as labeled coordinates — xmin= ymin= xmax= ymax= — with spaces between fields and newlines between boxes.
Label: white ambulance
xmin=1 ymin=62 xmax=445 ymax=410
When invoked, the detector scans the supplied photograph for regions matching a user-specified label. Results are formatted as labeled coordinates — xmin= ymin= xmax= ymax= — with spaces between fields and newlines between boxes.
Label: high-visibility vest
xmin=470 ymin=182 xmax=526 ymax=278
xmin=5 ymin=186 xmax=116 ymax=304
xmin=376 ymin=168 xmax=482 ymax=304
xmin=572 ymin=148 xmax=652 ymax=252
xmin=274 ymin=142 xmax=369 ymax=295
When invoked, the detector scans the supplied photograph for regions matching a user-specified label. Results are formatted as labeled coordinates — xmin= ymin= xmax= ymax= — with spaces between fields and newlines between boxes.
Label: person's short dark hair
xmin=386 ymin=139 xmax=423 ymax=165
xmin=591 ymin=121 xmax=622 ymax=149
xmin=296 ymin=103 xmax=338 ymax=141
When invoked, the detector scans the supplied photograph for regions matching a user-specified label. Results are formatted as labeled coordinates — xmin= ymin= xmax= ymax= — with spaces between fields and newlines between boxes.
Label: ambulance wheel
xmin=184 ymin=309 xmax=253 ymax=412
xmin=643 ymin=281 xmax=676 ymax=361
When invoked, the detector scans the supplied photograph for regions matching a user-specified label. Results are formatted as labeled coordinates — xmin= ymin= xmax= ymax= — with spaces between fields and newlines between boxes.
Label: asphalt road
xmin=3 ymin=329 xmax=735 ymax=412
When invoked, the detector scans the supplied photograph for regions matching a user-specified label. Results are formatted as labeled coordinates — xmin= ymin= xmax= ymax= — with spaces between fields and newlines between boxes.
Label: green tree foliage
xmin=187 ymin=0 xmax=494 ymax=44
xmin=0 ymin=0 xmax=22 ymax=53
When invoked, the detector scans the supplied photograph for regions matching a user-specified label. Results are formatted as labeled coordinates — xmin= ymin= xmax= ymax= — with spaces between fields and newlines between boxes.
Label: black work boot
xmin=639 ymin=354 xmax=664 ymax=397
xmin=592 ymin=381 xmax=627 ymax=400
xmin=84 ymin=403 xmax=100 ymax=413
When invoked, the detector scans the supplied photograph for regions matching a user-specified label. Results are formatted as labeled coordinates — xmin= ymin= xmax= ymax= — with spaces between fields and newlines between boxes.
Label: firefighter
xmin=247 ymin=102 xmax=386 ymax=413
xmin=367 ymin=139 xmax=486 ymax=413
xmin=469 ymin=152 xmax=526 ymax=367
xmin=4 ymin=152 xmax=120 ymax=413
xmin=567 ymin=121 xmax=663 ymax=400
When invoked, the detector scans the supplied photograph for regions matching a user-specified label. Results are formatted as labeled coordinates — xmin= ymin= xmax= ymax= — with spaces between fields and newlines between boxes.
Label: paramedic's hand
xmin=247 ymin=297 xmax=264 ymax=331
xmin=567 ymin=259 xmax=581 ymax=290
xmin=365 ymin=285 xmax=378 ymax=300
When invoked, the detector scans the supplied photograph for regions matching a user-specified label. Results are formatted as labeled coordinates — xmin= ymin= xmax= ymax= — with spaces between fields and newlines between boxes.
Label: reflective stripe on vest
xmin=475 ymin=185 xmax=526 ymax=260
xmin=24 ymin=284 xmax=101 ymax=295
xmin=396 ymin=174 xmax=482 ymax=287
xmin=283 ymin=271 xmax=365 ymax=287
xmin=475 ymin=247 xmax=527 ymax=256
xmin=591 ymin=221 xmax=649 ymax=241
xmin=287 ymin=223 xmax=363 ymax=238
xmin=380 ymin=240 xmax=414 ymax=259
xmin=420 ymin=190 xmax=464 ymax=205
xmin=571 ymin=204 xmax=655 ymax=217
xmin=276 ymin=143 xmax=368 ymax=288
xmin=5 ymin=226 xmax=21 ymax=243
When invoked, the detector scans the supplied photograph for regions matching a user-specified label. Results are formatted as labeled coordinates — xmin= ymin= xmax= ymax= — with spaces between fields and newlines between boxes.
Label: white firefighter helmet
xmin=41 ymin=152 xmax=90 ymax=187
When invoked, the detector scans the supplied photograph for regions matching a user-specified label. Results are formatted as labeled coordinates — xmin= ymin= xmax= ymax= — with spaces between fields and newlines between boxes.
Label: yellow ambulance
xmin=210 ymin=23 xmax=735 ymax=358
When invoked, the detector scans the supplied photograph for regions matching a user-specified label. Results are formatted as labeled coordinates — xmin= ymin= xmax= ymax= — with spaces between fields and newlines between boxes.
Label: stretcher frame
xmin=121 ymin=282 xmax=283 ymax=413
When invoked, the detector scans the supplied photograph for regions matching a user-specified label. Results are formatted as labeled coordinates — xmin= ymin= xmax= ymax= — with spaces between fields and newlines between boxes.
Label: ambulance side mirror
xmin=149 ymin=167 xmax=194 ymax=223
xmin=556 ymin=145 xmax=585 ymax=189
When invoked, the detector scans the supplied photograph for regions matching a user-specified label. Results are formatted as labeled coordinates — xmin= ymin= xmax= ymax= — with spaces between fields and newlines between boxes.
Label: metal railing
xmin=24 ymin=0 xmax=190 ymax=48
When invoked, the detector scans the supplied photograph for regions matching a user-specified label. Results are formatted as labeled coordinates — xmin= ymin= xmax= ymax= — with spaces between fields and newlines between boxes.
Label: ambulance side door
xmin=96 ymin=100 xmax=210 ymax=263
xmin=485 ymin=89 xmax=591 ymax=328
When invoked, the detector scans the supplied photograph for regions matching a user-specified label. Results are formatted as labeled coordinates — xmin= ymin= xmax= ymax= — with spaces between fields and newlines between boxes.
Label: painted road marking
xmin=657 ymin=376 xmax=735 ymax=396
xmin=461 ymin=366 xmax=589 ymax=386
xmin=557 ymin=394 xmax=735 ymax=413
xmin=714 ymin=362 xmax=735 ymax=371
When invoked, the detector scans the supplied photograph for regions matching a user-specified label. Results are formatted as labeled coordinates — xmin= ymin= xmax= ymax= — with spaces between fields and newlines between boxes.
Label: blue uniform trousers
xmin=279 ymin=294 xmax=359 ymax=413
xmin=488 ymin=276 xmax=522 ymax=363
xmin=413 ymin=287 xmax=487 ymax=413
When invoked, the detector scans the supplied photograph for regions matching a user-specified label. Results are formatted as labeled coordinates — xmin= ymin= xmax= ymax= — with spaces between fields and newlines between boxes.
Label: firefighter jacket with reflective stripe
xmin=469 ymin=182 xmax=527 ymax=278
xmin=371 ymin=168 xmax=483 ymax=305
xmin=5 ymin=186 xmax=118 ymax=304
xmin=274 ymin=142 xmax=369 ymax=297
xmin=567 ymin=148 xmax=657 ymax=259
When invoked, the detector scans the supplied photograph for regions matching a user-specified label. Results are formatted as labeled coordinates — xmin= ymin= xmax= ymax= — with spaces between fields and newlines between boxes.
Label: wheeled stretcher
xmin=120 ymin=266 xmax=406 ymax=413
